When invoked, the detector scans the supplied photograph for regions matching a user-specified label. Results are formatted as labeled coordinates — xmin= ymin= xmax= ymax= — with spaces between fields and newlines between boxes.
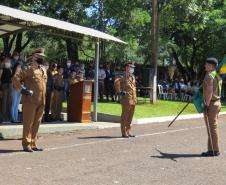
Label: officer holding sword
xmin=202 ymin=58 xmax=222 ymax=157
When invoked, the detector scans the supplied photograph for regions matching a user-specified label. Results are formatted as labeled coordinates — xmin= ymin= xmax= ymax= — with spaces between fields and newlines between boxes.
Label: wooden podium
xmin=67 ymin=80 xmax=93 ymax=123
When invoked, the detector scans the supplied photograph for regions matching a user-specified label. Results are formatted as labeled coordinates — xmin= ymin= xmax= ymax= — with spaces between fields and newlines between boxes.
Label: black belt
xmin=211 ymin=99 xmax=220 ymax=102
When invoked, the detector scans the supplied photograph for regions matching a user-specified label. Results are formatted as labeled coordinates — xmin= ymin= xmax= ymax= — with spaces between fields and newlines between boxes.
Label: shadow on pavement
xmin=0 ymin=149 xmax=23 ymax=154
xmin=78 ymin=136 xmax=122 ymax=139
xmin=151 ymin=149 xmax=203 ymax=162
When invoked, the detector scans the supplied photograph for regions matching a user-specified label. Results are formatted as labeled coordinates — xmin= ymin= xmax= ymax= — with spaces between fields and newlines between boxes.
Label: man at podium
xmin=114 ymin=61 xmax=137 ymax=138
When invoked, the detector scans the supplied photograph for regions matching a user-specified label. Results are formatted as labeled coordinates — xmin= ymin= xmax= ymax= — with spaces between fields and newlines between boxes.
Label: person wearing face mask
xmin=79 ymin=63 xmax=85 ymax=77
xmin=11 ymin=51 xmax=20 ymax=68
xmin=51 ymin=66 xmax=64 ymax=121
xmin=105 ymin=64 xmax=115 ymax=102
xmin=98 ymin=64 xmax=106 ymax=101
xmin=10 ymin=63 xmax=22 ymax=123
xmin=114 ymin=61 xmax=137 ymax=138
xmin=44 ymin=62 xmax=54 ymax=122
xmin=63 ymin=60 xmax=74 ymax=100
xmin=1 ymin=57 xmax=13 ymax=122
xmin=13 ymin=48 xmax=47 ymax=152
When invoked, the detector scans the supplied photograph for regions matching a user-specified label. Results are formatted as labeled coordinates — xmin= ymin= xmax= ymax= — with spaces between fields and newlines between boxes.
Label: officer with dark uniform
xmin=202 ymin=58 xmax=222 ymax=157
xmin=13 ymin=48 xmax=47 ymax=152
xmin=114 ymin=61 xmax=137 ymax=138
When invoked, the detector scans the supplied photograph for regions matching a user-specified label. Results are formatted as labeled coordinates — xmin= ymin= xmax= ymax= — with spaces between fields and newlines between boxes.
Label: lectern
xmin=67 ymin=80 xmax=93 ymax=122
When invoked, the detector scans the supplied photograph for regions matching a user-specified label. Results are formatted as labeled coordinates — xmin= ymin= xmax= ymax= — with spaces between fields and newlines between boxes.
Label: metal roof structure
xmin=0 ymin=4 xmax=126 ymax=44
xmin=0 ymin=4 xmax=126 ymax=122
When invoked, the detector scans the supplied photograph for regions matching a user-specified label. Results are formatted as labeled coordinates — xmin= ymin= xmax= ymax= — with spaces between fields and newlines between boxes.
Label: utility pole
xmin=150 ymin=0 xmax=159 ymax=104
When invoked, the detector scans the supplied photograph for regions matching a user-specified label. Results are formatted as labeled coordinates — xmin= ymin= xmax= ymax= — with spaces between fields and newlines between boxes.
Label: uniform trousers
xmin=120 ymin=104 xmax=135 ymax=136
xmin=204 ymin=100 xmax=221 ymax=152
xmin=22 ymin=102 xmax=44 ymax=148
xmin=98 ymin=80 xmax=104 ymax=101
xmin=51 ymin=90 xmax=63 ymax=120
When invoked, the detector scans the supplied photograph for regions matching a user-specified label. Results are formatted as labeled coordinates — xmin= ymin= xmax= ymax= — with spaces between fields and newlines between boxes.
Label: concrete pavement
xmin=0 ymin=115 xmax=226 ymax=185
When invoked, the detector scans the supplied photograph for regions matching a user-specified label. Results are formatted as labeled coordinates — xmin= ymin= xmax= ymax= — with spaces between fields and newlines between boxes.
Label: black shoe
xmin=23 ymin=147 xmax=33 ymax=153
xmin=128 ymin=134 xmax=136 ymax=138
xmin=32 ymin=147 xmax=44 ymax=152
xmin=201 ymin=151 xmax=220 ymax=157
xmin=122 ymin=135 xmax=129 ymax=138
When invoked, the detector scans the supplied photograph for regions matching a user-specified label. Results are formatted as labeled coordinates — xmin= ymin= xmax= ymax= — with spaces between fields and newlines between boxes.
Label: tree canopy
xmin=1 ymin=0 xmax=226 ymax=80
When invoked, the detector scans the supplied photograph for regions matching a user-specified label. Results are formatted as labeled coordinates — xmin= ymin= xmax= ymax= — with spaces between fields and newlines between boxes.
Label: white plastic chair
xmin=158 ymin=85 xmax=168 ymax=100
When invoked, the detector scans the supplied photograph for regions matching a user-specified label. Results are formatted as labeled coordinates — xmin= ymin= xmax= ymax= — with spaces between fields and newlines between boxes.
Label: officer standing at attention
xmin=13 ymin=48 xmax=47 ymax=152
xmin=202 ymin=58 xmax=222 ymax=157
xmin=114 ymin=61 xmax=137 ymax=138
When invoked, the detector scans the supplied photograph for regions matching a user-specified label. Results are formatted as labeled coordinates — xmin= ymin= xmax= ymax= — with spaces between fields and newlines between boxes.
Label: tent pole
xmin=93 ymin=39 xmax=100 ymax=122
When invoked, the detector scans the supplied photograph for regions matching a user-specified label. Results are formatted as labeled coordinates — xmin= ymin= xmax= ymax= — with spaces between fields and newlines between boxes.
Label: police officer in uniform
xmin=202 ymin=58 xmax=222 ymax=157
xmin=51 ymin=66 xmax=64 ymax=121
xmin=114 ymin=61 xmax=137 ymax=138
xmin=13 ymin=48 xmax=47 ymax=152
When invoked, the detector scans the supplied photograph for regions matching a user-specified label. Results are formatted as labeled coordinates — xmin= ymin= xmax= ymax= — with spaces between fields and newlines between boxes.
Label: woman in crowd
xmin=0 ymin=57 xmax=13 ymax=122
xmin=11 ymin=62 xmax=22 ymax=123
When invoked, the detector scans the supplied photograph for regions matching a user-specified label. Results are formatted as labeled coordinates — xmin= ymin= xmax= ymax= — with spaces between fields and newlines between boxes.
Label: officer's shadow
xmin=151 ymin=149 xmax=203 ymax=162
xmin=0 ymin=149 xmax=23 ymax=154
xmin=78 ymin=136 xmax=122 ymax=139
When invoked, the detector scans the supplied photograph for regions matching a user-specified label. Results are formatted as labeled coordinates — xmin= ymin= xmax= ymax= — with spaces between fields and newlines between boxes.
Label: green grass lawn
xmin=63 ymin=100 xmax=226 ymax=119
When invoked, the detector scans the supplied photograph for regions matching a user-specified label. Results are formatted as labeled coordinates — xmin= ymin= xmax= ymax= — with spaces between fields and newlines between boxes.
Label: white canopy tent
xmin=0 ymin=5 xmax=126 ymax=121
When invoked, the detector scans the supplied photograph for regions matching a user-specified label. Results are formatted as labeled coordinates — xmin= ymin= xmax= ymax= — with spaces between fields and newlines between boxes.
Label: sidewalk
xmin=1 ymin=112 xmax=226 ymax=139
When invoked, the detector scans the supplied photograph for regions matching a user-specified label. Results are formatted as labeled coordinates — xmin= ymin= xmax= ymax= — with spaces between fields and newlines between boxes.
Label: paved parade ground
xmin=1 ymin=116 xmax=226 ymax=185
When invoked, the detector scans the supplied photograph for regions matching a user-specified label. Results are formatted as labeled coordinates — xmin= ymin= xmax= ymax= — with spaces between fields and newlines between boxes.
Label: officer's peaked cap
xmin=125 ymin=60 xmax=135 ymax=68
xmin=32 ymin=48 xmax=45 ymax=57
xmin=206 ymin=57 xmax=218 ymax=66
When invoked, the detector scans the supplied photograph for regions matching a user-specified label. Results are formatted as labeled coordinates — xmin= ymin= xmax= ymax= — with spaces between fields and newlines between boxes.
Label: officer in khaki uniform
xmin=13 ymin=48 xmax=47 ymax=152
xmin=51 ymin=66 xmax=64 ymax=121
xmin=114 ymin=61 xmax=137 ymax=138
xmin=202 ymin=58 xmax=222 ymax=157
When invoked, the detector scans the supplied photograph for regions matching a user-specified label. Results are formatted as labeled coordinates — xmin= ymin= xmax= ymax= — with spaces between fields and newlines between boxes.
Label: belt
xmin=211 ymin=99 xmax=220 ymax=102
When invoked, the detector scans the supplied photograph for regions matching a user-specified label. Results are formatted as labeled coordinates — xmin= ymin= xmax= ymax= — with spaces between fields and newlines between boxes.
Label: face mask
xmin=16 ymin=67 xmax=22 ymax=72
xmin=67 ymin=63 xmax=71 ymax=67
xmin=5 ymin=62 xmax=11 ymax=68
xmin=14 ymin=56 xmax=19 ymax=60
xmin=129 ymin=68 xmax=134 ymax=74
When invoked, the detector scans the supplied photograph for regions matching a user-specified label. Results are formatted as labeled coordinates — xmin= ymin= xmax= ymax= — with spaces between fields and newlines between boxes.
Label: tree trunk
xmin=171 ymin=48 xmax=188 ymax=81
xmin=14 ymin=33 xmax=24 ymax=53
xmin=150 ymin=0 xmax=159 ymax=104
xmin=2 ymin=35 xmax=16 ymax=55
xmin=66 ymin=39 xmax=79 ymax=63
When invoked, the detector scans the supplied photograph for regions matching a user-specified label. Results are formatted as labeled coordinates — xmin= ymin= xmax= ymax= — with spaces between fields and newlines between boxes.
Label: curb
xmin=0 ymin=122 xmax=120 ymax=139
xmin=1 ymin=113 xmax=226 ymax=139
xmin=135 ymin=112 xmax=226 ymax=125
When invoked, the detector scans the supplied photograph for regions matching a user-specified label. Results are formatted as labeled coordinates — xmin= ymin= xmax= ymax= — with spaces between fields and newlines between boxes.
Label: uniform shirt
xmin=203 ymin=72 xmax=221 ymax=101
xmin=53 ymin=74 xmax=64 ymax=91
xmin=114 ymin=74 xmax=137 ymax=105
xmin=105 ymin=70 xmax=114 ymax=82
xmin=68 ymin=77 xmax=78 ymax=86
xmin=98 ymin=69 xmax=106 ymax=80
xmin=13 ymin=65 xmax=47 ymax=105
